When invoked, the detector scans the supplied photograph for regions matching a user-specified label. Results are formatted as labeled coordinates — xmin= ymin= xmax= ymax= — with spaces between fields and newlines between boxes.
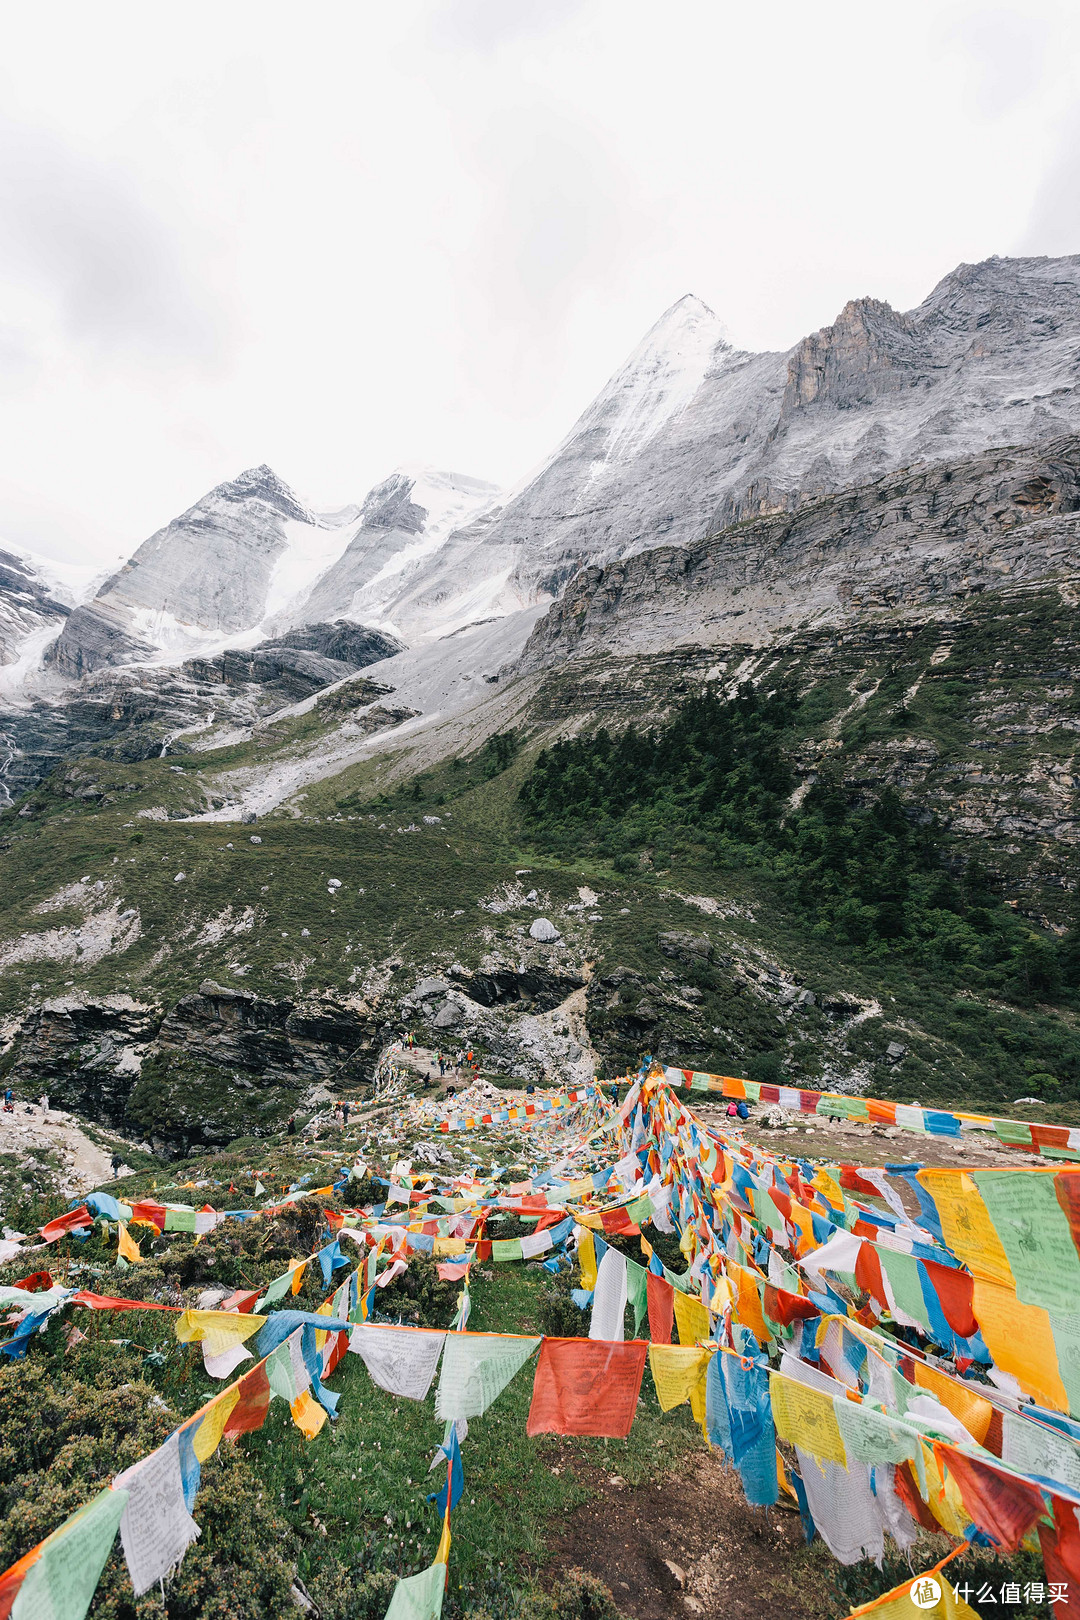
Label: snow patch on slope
xmin=359 ymin=467 xmax=501 ymax=596
xmin=263 ymin=514 xmax=364 ymax=622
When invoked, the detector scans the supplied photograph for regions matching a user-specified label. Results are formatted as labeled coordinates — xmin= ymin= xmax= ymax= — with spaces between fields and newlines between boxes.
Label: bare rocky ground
xmin=0 ymin=1101 xmax=141 ymax=1205
xmin=708 ymin=1104 xmax=1056 ymax=1171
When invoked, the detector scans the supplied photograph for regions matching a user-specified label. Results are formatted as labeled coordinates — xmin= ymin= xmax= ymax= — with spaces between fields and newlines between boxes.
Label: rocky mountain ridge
xmin=517 ymin=435 xmax=1080 ymax=667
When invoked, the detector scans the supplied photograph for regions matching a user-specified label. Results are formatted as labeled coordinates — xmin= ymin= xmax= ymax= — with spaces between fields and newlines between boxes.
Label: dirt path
xmin=543 ymin=1449 xmax=835 ymax=1619
xmin=0 ymin=1104 xmax=121 ymax=1199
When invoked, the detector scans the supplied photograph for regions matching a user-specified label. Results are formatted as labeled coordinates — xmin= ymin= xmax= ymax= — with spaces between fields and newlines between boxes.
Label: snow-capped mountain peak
xmin=568 ymin=292 xmax=730 ymax=465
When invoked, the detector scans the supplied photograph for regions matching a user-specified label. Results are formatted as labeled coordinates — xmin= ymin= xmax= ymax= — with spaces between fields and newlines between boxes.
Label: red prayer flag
xmin=646 ymin=1272 xmax=674 ymax=1344
xmin=894 ymin=1461 xmax=941 ymax=1534
xmin=11 ymin=1271 xmax=53 ymax=1293
xmin=0 ymin=1542 xmax=41 ymax=1620
xmin=762 ymin=1283 xmax=818 ymax=1326
xmin=600 ymin=1208 xmax=640 ymax=1237
xmin=854 ymin=1243 xmax=888 ymax=1312
xmin=1054 ymin=1173 xmax=1080 ymax=1261
xmin=526 ymin=1337 xmax=648 ymax=1438
xmin=220 ymin=1288 xmax=262 ymax=1314
xmin=1039 ymin=1499 xmax=1080 ymax=1597
xmin=69 ymin=1291 xmax=181 ymax=1312
xmin=39 ymin=1206 xmax=92 ymax=1243
xmin=223 ymin=1363 xmax=271 ymax=1439
xmin=921 ymin=1256 xmax=978 ymax=1339
xmin=129 ymin=1201 xmax=166 ymax=1231
xmin=937 ymin=1444 xmax=1045 ymax=1553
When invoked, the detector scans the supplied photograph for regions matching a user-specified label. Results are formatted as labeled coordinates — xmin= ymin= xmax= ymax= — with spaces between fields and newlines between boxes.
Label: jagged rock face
xmin=2 ymin=999 xmax=160 ymax=1123
xmin=426 ymin=255 xmax=1080 ymax=610
xmin=257 ymin=622 xmax=403 ymax=665
xmin=0 ymin=984 xmax=379 ymax=1154
xmin=184 ymin=624 xmax=402 ymax=704
xmin=46 ymin=466 xmax=324 ymax=676
xmin=779 ymin=297 xmax=928 ymax=417
xmin=518 ymin=436 xmax=1080 ymax=668
xmin=156 ymin=981 xmax=371 ymax=1080
xmin=455 ymin=967 xmax=584 ymax=1011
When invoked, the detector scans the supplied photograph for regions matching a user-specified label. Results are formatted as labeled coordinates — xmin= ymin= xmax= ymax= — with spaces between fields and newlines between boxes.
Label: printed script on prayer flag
xmin=526 ymin=1338 xmax=648 ymax=1438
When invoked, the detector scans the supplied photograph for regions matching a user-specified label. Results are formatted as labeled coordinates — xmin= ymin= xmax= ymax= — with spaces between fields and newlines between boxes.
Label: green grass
xmin=242 ymin=1264 xmax=703 ymax=1611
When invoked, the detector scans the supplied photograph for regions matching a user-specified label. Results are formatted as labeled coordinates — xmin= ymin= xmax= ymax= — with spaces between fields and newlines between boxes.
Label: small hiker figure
xmin=3 ymin=1087 xmax=13 ymax=1113
xmin=287 ymin=1114 xmax=297 ymax=1136
xmin=110 ymin=1152 xmax=123 ymax=1178
xmin=341 ymin=1100 xmax=350 ymax=1127
xmin=726 ymin=1101 xmax=738 ymax=1118
xmin=39 ymin=1093 xmax=49 ymax=1116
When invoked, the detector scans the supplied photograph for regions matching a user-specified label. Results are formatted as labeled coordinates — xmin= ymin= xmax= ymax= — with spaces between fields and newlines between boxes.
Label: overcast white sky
xmin=0 ymin=0 xmax=1078 ymax=564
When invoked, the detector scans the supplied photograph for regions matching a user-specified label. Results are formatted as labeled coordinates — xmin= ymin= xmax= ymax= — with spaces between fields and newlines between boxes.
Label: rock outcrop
xmin=518 ymin=436 xmax=1080 ymax=668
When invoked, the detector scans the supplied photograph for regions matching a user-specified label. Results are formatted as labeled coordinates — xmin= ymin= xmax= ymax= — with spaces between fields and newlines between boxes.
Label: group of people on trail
xmin=2 ymin=1088 xmax=49 ymax=1116
xmin=726 ymin=1100 xmax=750 ymax=1121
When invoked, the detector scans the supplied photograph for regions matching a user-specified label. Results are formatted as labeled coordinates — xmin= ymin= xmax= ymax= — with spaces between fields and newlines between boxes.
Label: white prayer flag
xmin=348 ymin=1325 xmax=447 ymax=1401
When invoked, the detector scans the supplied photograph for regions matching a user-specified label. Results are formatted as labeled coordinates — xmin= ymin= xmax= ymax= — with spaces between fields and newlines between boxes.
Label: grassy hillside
xmin=1 ymin=583 xmax=1079 ymax=1128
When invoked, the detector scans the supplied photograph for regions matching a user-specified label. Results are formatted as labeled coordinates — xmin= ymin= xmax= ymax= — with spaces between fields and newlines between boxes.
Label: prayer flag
xmin=527 ymin=1338 xmax=648 ymax=1438
xmin=0 ymin=1486 xmax=128 ymax=1620
xmin=589 ymin=1247 xmax=628 ymax=1342
xmin=115 ymin=1434 xmax=201 ymax=1596
xmin=348 ymin=1325 xmax=446 ymax=1401
xmin=647 ymin=1271 xmax=674 ymax=1344
xmin=435 ymin=1332 xmax=540 ymax=1422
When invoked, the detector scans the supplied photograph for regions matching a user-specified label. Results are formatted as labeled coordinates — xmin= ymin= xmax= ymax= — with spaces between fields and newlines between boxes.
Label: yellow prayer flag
xmin=672 ymin=1288 xmax=712 ymax=1347
xmin=578 ymin=1230 xmax=597 ymax=1292
xmin=434 ymin=1510 xmax=451 ymax=1566
xmin=191 ymin=1387 xmax=241 ymax=1461
xmin=289 ymin=1389 xmax=327 ymax=1440
xmin=918 ymin=1170 xmax=1013 ymax=1287
xmin=911 ymin=1362 xmax=992 ymax=1446
xmin=970 ymin=1277 xmax=1068 ymax=1412
xmin=920 ymin=1443 xmax=969 ymax=1540
xmin=770 ymin=1373 xmax=847 ymax=1468
xmin=175 ymin=1309 xmax=267 ymax=1359
xmin=291 ymin=1260 xmax=307 ymax=1296
xmin=728 ymin=1262 xmax=770 ymax=1348
xmin=433 ymin=1238 xmax=467 ymax=1257
xmin=847 ymin=1559 xmax=978 ymax=1618
xmin=648 ymin=1343 xmax=711 ymax=1432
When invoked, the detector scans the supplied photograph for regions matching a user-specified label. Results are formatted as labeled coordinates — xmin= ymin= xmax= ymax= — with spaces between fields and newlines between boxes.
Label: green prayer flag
xmin=384 ymin=1561 xmax=446 ymax=1620
xmin=876 ymin=1249 xmax=932 ymax=1333
xmin=259 ymin=1270 xmax=296 ymax=1308
xmin=625 ymin=1259 xmax=648 ymax=1335
xmin=975 ymin=1170 xmax=1080 ymax=1315
xmin=624 ymin=1194 xmax=654 ymax=1225
xmin=992 ymin=1118 xmax=1034 ymax=1149
xmin=12 ymin=1486 xmax=129 ymax=1620
xmin=491 ymin=1238 xmax=523 ymax=1263
xmin=434 ymin=1332 xmax=540 ymax=1422
xmin=164 ymin=1208 xmax=197 ymax=1233
xmin=266 ymin=1342 xmax=298 ymax=1404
